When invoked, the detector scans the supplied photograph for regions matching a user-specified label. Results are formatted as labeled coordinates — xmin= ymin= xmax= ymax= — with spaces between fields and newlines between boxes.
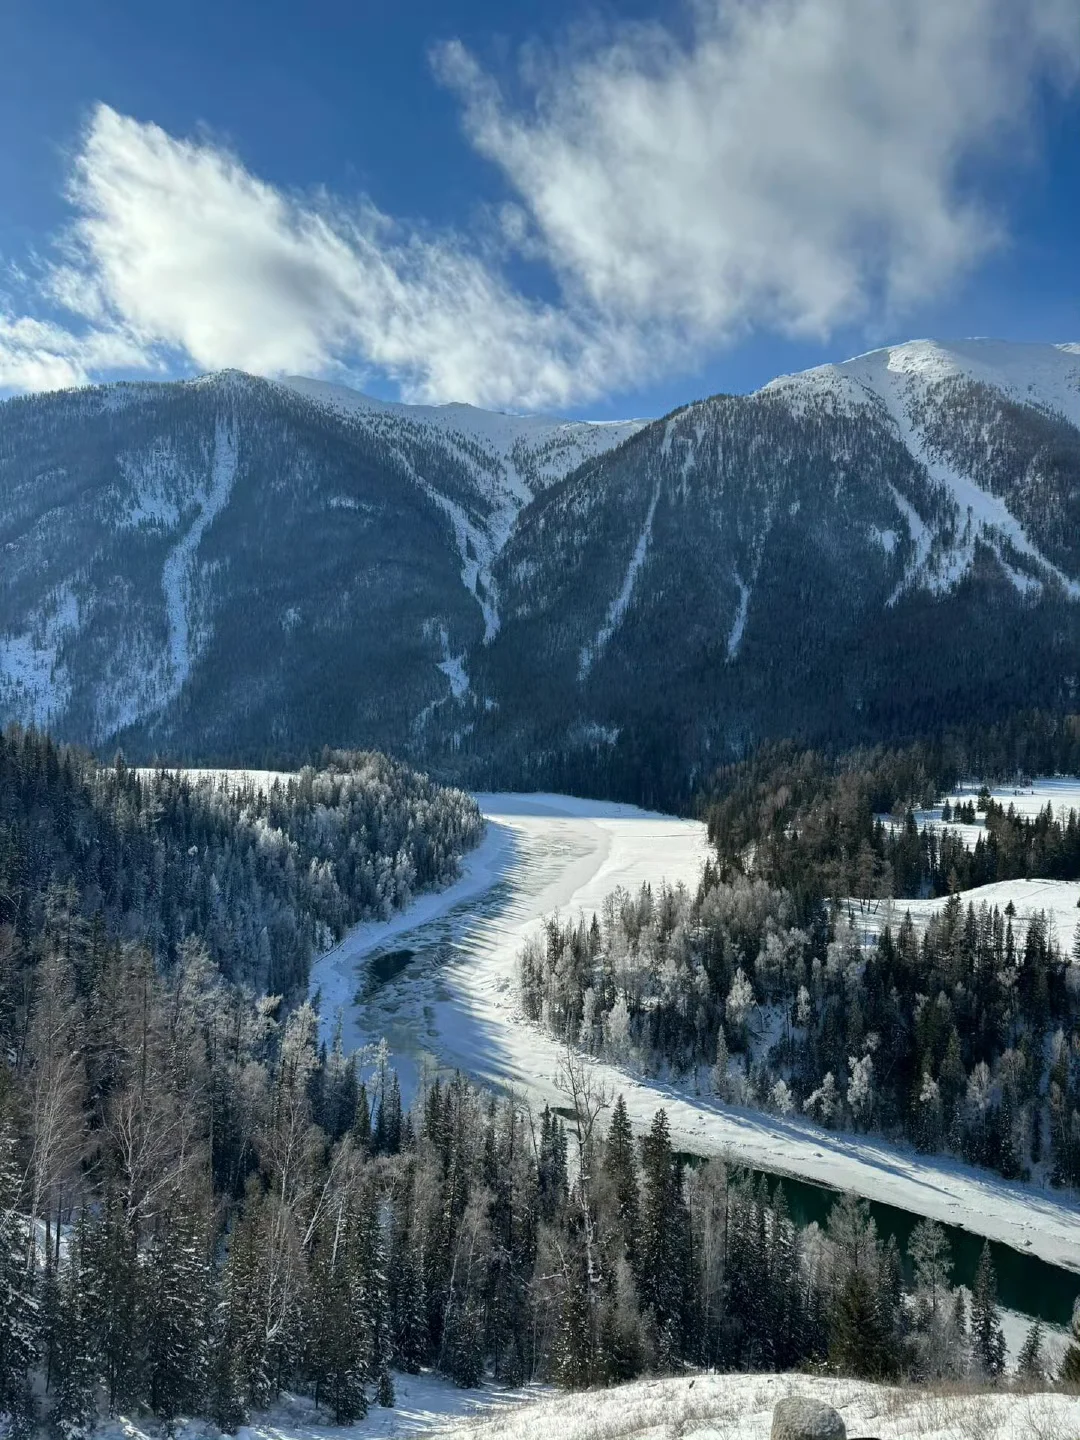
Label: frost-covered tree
xmin=970 ymin=1243 xmax=1006 ymax=1379
xmin=0 ymin=1125 xmax=36 ymax=1435
xmin=1017 ymin=1318 xmax=1045 ymax=1382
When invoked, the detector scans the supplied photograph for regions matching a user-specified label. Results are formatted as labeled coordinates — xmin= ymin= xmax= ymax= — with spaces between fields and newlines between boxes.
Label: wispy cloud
xmin=4 ymin=0 xmax=1078 ymax=407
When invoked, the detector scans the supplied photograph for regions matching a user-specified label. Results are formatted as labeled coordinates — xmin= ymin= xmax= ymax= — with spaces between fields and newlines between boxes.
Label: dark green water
xmin=722 ymin=1162 xmax=1080 ymax=1328
xmin=362 ymin=947 xmax=415 ymax=996
xmin=354 ymin=840 xmax=1080 ymax=1331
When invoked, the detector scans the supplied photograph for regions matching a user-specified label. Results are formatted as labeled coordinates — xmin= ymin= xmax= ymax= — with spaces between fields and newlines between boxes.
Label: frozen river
xmin=308 ymin=790 xmax=1080 ymax=1286
xmin=309 ymin=791 xmax=710 ymax=1100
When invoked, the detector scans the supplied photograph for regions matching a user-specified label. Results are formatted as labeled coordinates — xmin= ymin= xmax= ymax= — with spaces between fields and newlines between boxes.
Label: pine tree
xmin=826 ymin=1193 xmax=895 ymax=1379
xmin=307 ymin=1191 xmax=369 ymax=1425
xmin=353 ymin=1083 xmax=372 ymax=1152
xmin=83 ymin=1195 xmax=139 ymax=1412
xmin=908 ymin=1218 xmax=953 ymax=1323
xmin=390 ymin=1197 xmax=427 ymax=1374
xmin=52 ymin=1215 xmax=98 ymax=1440
xmin=206 ymin=1288 xmax=246 ymax=1435
xmin=142 ymin=1197 xmax=212 ymax=1420
xmin=710 ymin=1030 xmax=730 ymax=1100
xmin=554 ymin=1242 xmax=595 ymax=1389
xmin=970 ymin=1243 xmax=1006 ymax=1379
xmin=1017 ymin=1318 xmax=1045 ymax=1382
xmin=637 ymin=1109 xmax=689 ymax=1359
xmin=0 ymin=1126 xmax=37 ymax=1434
xmin=604 ymin=1096 xmax=639 ymax=1266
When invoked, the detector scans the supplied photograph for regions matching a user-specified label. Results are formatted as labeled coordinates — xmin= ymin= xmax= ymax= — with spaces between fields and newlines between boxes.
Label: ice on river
xmin=308 ymin=792 xmax=1080 ymax=1278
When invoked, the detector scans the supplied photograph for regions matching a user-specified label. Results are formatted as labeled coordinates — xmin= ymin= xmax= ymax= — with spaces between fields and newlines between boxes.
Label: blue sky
xmin=2 ymin=0 xmax=1079 ymax=418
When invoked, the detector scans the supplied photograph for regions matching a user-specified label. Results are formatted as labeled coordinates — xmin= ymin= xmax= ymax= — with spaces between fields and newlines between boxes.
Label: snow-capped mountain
xmin=0 ymin=371 xmax=641 ymax=760
xmin=279 ymin=375 xmax=644 ymax=642
xmin=1 ymin=340 xmax=1078 ymax=797
xmin=476 ymin=339 xmax=1080 ymax=797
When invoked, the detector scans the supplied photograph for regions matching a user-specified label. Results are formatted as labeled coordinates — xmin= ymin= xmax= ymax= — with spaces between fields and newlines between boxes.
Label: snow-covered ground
xmin=906 ymin=777 xmax=1080 ymax=849
xmin=97 ymin=1370 xmax=1080 ymax=1440
xmin=307 ymin=793 xmax=1080 ymax=1278
xmin=861 ymin=776 xmax=1080 ymax=947
xmin=854 ymin=877 xmax=1080 ymax=952
xmin=428 ymin=1372 xmax=1080 ymax=1440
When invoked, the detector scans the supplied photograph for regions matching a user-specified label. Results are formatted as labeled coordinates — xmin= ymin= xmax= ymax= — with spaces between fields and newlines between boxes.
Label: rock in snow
xmin=771 ymin=1396 xmax=847 ymax=1440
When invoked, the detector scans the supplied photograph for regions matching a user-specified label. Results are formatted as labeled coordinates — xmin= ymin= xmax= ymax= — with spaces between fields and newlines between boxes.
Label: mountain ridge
xmin=2 ymin=338 xmax=1078 ymax=802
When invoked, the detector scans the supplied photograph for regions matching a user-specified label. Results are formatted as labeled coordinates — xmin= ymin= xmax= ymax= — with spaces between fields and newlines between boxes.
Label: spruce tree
xmin=909 ymin=1218 xmax=952 ymax=1323
xmin=826 ymin=1193 xmax=895 ymax=1379
xmin=637 ymin=1109 xmax=689 ymax=1359
xmin=52 ymin=1216 xmax=98 ymax=1440
xmin=142 ymin=1198 xmax=212 ymax=1420
xmin=83 ymin=1196 xmax=139 ymax=1412
xmin=970 ymin=1243 xmax=1006 ymax=1379
xmin=555 ymin=1245 xmax=594 ymax=1388
xmin=0 ymin=1127 xmax=37 ymax=1434
xmin=1017 ymin=1318 xmax=1045 ymax=1382
xmin=604 ymin=1096 xmax=639 ymax=1266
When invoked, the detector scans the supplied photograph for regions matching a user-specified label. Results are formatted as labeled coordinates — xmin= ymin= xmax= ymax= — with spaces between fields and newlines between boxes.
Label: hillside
xmin=481 ymin=340 xmax=1080 ymax=800
xmin=2 ymin=341 xmax=1079 ymax=800
xmin=0 ymin=372 xmax=640 ymax=765
xmin=87 ymin=1371 xmax=1080 ymax=1440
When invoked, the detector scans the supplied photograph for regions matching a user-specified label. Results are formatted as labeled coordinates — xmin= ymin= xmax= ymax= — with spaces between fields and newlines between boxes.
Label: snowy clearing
xmin=430 ymin=1372 xmax=1080 ymax=1440
xmin=308 ymin=793 xmax=1080 ymax=1277
xmin=904 ymin=777 xmax=1080 ymax=851
xmin=852 ymin=878 xmax=1080 ymax=952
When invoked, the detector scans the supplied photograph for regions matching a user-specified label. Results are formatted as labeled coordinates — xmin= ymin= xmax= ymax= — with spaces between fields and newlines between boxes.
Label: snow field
xmin=433 ymin=1372 xmax=1080 ymax=1440
xmin=863 ymin=776 xmax=1080 ymax=945
xmin=854 ymin=878 xmax=1080 ymax=954
xmin=910 ymin=777 xmax=1080 ymax=846
xmin=92 ymin=1370 xmax=1080 ymax=1440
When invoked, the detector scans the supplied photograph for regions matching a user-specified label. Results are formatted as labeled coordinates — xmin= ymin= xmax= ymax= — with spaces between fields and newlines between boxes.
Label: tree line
xmin=0 ymin=727 xmax=483 ymax=997
xmin=705 ymin=718 xmax=1080 ymax=900
xmin=521 ymin=871 xmax=1080 ymax=1187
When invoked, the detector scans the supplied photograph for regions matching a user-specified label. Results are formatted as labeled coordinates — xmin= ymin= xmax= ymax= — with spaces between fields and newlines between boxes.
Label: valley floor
xmin=306 ymin=792 xmax=1080 ymax=1278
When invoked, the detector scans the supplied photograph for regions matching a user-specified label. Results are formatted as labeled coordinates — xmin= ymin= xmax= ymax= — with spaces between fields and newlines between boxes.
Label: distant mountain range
xmin=2 ymin=340 xmax=1079 ymax=802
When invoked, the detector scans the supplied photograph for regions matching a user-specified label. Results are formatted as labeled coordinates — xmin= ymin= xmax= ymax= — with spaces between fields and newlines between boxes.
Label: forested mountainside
xmin=524 ymin=723 xmax=1080 ymax=1196
xmin=0 ymin=729 xmax=482 ymax=996
xmin=2 ymin=340 xmax=1080 ymax=805
xmin=478 ymin=341 xmax=1080 ymax=803
xmin=0 ymin=373 xmax=638 ymax=768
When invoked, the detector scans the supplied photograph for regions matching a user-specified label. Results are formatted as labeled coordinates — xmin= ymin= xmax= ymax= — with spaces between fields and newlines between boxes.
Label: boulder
xmin=771 ymin=1396 xmax=846 ymax=1440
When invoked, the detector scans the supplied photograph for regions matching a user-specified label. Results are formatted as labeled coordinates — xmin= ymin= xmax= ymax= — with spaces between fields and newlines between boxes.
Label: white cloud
xmin=0 ymin=311 xmax=153 ymax=392
xmin=3 ymin=0 xmax=1078 ymax=406
xmin=439 ymin=0 xmax=1080 ymax=341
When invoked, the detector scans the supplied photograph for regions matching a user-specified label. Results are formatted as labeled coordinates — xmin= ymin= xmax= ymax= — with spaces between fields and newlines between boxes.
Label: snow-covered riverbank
xmin=307 ymin=792 xmax=1080 ymax=1278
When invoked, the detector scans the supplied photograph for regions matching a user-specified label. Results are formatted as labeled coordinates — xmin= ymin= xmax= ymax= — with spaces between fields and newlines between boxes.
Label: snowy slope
xmin=279 ymin=376 xmax=645 ymax=643
xmin=766 ymin=338 xmax=1080 ymax=599
xmin=93 ymin=1370 xmax=1080 ymax=1440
